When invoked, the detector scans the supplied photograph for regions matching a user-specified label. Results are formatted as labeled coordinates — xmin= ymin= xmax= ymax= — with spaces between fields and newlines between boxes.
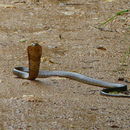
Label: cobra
xmin=13 ymin=43 xmax=130 ymax=98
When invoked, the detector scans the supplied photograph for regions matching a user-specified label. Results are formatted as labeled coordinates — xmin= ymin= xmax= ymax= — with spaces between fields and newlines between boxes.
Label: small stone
xmin=0 ymin=4 xmax=16 ymax=8
xmin=19 ymin=39 xmax=27 ymax=43
xmin=22 ymin=81 xmax=29 ymax=86
xmin=90 ymin=107 xmax=98 ymax=111
xmin=22 ymin=95 xmax=43 ymax=102
xmin=62 ymin=11 xmax=75 ymax=15
xmin=0 ymin=80 xmax=3 ymax=83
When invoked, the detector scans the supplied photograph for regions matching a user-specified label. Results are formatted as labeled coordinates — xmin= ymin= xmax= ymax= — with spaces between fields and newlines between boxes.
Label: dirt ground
xmin=0 ymin=0 xmax=130 ymax=129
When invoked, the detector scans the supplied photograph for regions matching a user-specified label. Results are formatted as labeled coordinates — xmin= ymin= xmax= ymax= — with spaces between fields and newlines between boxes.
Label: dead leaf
xmin=118 ymin=77 xmax=124 ymax=81
xmin=110 ymin=125 xmax=119 ymax=128
xmin=96 ymin=46 xmax=107 ymax=51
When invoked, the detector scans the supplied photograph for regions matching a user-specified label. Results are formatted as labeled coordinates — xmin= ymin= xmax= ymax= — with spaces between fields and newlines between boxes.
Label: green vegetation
xmin=99 ymin=9 xmax=129 ymax=26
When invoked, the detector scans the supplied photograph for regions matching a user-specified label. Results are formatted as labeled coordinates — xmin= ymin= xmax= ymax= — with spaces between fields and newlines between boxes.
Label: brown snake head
xmin=28 ymin=43 xmax=42 ymax=80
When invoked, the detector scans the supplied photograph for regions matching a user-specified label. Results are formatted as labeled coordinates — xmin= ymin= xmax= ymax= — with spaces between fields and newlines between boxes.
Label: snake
xmin=13 ymin=43 xmax=130 ymax=98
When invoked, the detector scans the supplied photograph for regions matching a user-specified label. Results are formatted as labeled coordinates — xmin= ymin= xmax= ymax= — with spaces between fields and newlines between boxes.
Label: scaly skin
xmin=28 ymin=43 xmax=42 ymax=80
xmin=13 ymin=43 xmax=130 ymax=97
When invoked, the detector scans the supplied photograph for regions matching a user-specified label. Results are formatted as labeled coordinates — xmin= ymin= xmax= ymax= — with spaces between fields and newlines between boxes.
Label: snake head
xmin=31 ymin=43 xmax=39 ymax=46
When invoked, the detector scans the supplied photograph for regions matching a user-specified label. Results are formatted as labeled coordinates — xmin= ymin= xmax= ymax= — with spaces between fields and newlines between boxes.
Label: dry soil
xmin=0 ymin=0 xmax=130 ymax=129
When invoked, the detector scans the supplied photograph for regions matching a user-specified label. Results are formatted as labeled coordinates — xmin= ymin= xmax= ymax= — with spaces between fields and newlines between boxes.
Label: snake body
xmin=13 ymin=43 xmax=130 ymax=98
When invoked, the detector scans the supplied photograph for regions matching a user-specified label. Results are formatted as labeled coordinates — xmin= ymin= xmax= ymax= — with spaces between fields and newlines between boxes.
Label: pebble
xmin=22 ymin=95 xmax=43 ymax=102
xmin=0 ymin=80 xmax=3 ymax=83
xmin=0 ymin=4 xmax=16 ymax=8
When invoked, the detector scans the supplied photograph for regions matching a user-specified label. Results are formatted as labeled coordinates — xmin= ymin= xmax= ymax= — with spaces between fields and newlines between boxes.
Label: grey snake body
xmin=13 ymin=43 xmax=130 ymax=98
